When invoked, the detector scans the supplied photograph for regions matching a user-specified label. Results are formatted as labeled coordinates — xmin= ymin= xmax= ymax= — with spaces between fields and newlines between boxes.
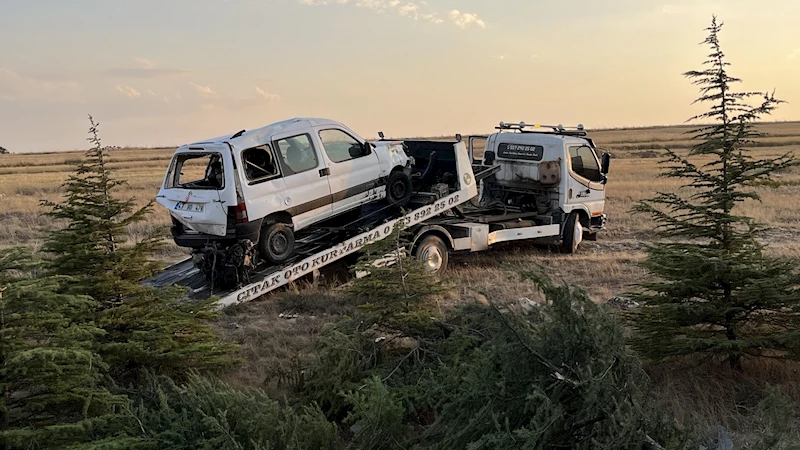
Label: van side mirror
xmin=601 ymin=153 xmax=611 ymax=175
xmin=362 ymin=142 xmax=372 ymax=156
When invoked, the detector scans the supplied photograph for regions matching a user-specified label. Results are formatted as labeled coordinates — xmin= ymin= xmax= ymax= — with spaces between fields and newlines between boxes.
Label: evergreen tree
xmin=42 ymin=116 xmax=239 ymax=383
xmin=629 ymin=17 xmax=800 ymax=369
xmin=42 ymin=115 xmax=160 ymax=304
xmin=0 ymin=249 xmax=122 ymax=449
xmin=350 ymin=219 xmax=446 ymax=332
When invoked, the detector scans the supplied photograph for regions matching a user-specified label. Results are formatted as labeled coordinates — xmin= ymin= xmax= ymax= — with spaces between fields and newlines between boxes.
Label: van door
xmin=237 ymin=144 xmax=286 ymax=225
xmin=316 ymin=128 xmax=382 ymax=216
xmin=156 ymin=147 xmax=232 ymax=237
xmin=272 ymin=132 xmax=333 ymax=230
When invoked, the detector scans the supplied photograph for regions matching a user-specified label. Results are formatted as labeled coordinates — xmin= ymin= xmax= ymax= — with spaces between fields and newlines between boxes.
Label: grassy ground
xmin=3 ymin=122 xmax=800 ymax=446
xmin=3 ymin=123 xmax=799 ymax=297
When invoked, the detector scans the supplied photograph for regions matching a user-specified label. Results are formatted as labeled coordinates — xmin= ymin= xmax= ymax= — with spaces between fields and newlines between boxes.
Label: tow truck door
xmin=564 ymin=144 xmax=605 ymax=218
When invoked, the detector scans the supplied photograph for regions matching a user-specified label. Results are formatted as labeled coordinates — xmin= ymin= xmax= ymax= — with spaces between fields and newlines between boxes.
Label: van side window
xmin=242 ymin=145 xmax=279 ymax=183
xmin=568 ymin=145 xmax=602 ymax=182
xmin=274 ymin=134 xmax=319 ymax=175
xmin=319 ymin=129 xmax=367 ymax=163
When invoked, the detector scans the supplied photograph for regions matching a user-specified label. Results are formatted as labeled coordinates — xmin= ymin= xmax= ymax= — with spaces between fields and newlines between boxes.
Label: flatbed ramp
xmin=147 ymin=142 xmax=479 ymax=308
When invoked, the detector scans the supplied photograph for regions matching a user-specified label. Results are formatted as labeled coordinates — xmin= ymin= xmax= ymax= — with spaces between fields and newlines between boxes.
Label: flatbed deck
xmin=147 ymin=141 xmax=479 ymax=308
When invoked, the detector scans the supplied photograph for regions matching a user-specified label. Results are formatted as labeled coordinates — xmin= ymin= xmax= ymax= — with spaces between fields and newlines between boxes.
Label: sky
xmin=1 ymin=0 xmax=799 ymax=153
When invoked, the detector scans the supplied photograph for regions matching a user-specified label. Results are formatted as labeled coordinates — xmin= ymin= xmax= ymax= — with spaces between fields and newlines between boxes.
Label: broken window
xmin=242 ymin=145 xmax=279 ymax=184
xmin=168 ymin=153 xmax=224 ymax=189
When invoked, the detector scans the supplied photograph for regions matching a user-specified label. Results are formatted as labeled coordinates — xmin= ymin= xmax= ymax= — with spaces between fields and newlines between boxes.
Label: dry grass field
xmin=3 ymin=121 xmax=799 ymax=301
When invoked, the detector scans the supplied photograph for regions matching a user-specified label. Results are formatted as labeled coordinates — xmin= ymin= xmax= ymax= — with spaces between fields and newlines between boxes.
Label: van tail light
xmin=234 ymin=202 xmax=249 ymax=224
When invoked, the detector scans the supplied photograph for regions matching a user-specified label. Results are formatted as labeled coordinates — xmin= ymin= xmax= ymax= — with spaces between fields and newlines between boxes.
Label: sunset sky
xmin=1 ymin=0 xmax=799 ymax=153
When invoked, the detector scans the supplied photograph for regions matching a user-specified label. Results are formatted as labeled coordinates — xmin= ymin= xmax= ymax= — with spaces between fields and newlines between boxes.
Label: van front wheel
xmin=260 ymin=222 xmax=295 ymax=264
xmin=387 ymin=170 xmax=413 ymax=207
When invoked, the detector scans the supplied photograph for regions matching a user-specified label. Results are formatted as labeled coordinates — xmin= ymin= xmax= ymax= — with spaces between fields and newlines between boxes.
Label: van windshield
xmin=167 ymin=153 xmax=224 ymax=189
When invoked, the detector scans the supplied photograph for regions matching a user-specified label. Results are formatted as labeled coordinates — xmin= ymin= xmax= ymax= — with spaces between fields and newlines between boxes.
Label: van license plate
xmin=175 ymin=202 xmax=204 ymax=212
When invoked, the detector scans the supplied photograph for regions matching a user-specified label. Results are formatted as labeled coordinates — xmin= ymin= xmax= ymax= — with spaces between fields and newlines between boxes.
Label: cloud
xmin=115 ymin=85 xmax=141 ymax=98
xmin=449 ymin=10 xmax=485 ymax=29
xmin=255 ymin=87 xmax=281 ymax=102
xmin=297 ymin=0 xmax=474 ymax=27
xmin=189 ymin=82 xmax=216 ymax=96
xmin=788 ymin=48 xmax=800 ymax=61
xmin=660 ymin=4 xmax=682 ymax=14
xmin=133 ymin=57 xmax=155 ymax=69
xmin=106 ymin=58 xmax=189 ymax=78
xmin=0 ymin=68 xmax=81 ymax=102
xmin=106 ymin=68 xmax=189 ymax=78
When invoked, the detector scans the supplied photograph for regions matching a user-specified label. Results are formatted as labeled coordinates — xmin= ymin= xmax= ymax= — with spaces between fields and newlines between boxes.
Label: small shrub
xmin=343 ymin=376 xmax=407 ymax=450
xmin=119 ymin=373 xmax=338 ymax=450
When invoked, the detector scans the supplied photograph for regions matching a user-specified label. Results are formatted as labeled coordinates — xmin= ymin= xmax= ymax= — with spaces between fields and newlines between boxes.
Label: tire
xmin=387 ymin=170 xmax=413 ymax=207
xmin=414 ymin=235 xmax=449 ymax=276
xmin=562 ymin=212 xmax=583 ymax=254
xmin=259 ymin=222 xmax=295 ymax=264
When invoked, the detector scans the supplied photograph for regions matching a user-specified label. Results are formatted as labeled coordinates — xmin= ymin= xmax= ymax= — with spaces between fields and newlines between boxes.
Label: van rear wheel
xmin=260 ymin=222 xmax=295 ymax=264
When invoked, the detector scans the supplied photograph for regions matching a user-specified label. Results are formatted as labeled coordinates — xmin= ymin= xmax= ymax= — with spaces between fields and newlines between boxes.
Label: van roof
xmin=185 ymin=117 xmax=347 ymax=148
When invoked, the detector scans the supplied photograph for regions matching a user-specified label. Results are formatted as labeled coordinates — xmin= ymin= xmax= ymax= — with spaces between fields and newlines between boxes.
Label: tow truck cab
xmin=469 ymin=122 xmax=610 ymax=250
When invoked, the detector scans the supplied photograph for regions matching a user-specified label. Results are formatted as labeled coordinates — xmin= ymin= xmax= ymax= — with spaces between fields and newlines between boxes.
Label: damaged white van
xmin=156 ymin=118 xmax=413 ymax=266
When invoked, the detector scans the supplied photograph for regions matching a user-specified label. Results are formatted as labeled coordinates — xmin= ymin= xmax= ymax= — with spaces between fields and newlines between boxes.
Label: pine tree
xmin=42 ymin=115 xmax=160 ymax=304
xmin=0 ymin=250 xmax=122 ymax=449
xmin=350 ymin=219 xmax=446 ymax=332
xmin=42 ymin=116 xmax=239 ymax=383
xmin=629 ymin=17 xmax=800 ymax=369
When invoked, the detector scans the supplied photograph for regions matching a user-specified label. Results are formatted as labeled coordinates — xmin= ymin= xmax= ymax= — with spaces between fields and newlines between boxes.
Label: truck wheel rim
xmin=573 ymin=220 xmax=583 ymax=249
xmin=391 ymin=181 xmax=406 ymax=199
xmin=422 ymin=247 xmax=443 ymax=272
xmin=272 ymin=234 xmax=288 ymax=254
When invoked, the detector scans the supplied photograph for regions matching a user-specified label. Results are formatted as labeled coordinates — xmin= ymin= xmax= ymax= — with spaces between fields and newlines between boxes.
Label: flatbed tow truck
xmin=147 ymin=122 xmax=610 ymax=308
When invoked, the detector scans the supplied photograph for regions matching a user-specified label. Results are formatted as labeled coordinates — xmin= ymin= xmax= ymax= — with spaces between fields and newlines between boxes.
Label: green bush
xmin=343 ymin=376 xmax=407 ymax=450
xmin=118 ymin=374 xmax=338 ymax=450
xmin=302 ymin=270 xmax=680 ymax=449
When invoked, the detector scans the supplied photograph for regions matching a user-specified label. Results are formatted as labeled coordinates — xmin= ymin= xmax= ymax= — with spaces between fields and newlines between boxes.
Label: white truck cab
xmin=470 ymin=122 xmax=610 ymax=252
xmin=157 ymin=118 xmax=412 ymax=266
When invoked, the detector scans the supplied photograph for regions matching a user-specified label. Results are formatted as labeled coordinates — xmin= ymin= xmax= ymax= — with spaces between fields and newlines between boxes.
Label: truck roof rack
xmin=496 ymin=122 xmax=587 ymax=137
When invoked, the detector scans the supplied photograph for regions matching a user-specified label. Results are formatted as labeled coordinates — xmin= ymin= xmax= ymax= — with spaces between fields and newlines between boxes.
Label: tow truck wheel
xmin=415 ymin=235 xmax=448 ymax=276
xmin=387 ymin=170 xmax=413 ymax=207
xmin=562 ymin=212 xmax=583 ymax=254
xmin=260 ymin=222 xmax=295 ymax=264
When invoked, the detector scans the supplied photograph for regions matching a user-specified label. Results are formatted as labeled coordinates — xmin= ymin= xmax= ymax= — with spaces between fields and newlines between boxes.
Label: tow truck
xmin=147 ymin=122 xmax=610 ymax=308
